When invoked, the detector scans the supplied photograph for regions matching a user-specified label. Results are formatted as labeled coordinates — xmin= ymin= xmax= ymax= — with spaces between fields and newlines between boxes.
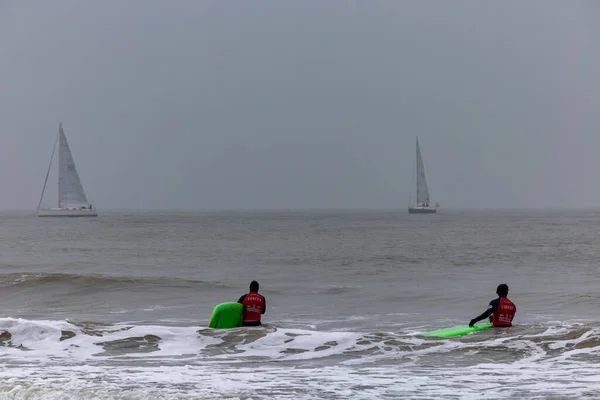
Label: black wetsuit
xmin=238 ymin=294 xmax=266 ymax=326
xmin=470 ymin=297 xmax=510 ymax=326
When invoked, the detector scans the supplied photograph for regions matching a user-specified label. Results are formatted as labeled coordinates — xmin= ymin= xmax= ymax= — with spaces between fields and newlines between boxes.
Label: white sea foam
xmin=0 ymin=318 xmax=599 ymax=398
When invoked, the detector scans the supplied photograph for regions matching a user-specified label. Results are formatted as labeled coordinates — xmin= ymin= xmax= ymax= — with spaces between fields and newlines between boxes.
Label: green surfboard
xmin=420 ymin=322 xmax=493 ymax=337
xmin=208 ymin=302 xmax=243 ymax=329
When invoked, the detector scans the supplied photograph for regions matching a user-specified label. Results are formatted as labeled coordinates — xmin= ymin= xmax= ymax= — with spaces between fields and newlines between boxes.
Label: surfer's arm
xmin=238 ymin=295 xmax=246 ymax=303
xmin=469 ymin=299 xmax=499 ymax=326
xmin=262 ymin=297 xmax=266 ymax=314
xmin=470 ymin=309 xmax=493 ymax=326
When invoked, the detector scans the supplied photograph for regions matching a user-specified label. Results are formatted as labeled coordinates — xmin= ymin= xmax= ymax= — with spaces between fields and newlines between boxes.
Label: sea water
xmin=0 ymin=210 xmax=599 ymax=399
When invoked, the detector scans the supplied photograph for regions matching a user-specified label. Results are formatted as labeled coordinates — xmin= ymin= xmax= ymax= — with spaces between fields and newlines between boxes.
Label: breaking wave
xmin=0 ymin=317 xmax=599 ymax=398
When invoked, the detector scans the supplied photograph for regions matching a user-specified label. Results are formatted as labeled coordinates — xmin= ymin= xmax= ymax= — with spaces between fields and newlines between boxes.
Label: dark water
xmin=0 ymin=209 xmax=599 ymax=399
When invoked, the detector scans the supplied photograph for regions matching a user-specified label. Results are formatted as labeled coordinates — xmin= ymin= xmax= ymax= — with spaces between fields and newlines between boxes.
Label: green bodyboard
xmin=208 ymin=302 xmax=243 ymax=329
xmin=420 ymin=322 xmax=493 ymax=337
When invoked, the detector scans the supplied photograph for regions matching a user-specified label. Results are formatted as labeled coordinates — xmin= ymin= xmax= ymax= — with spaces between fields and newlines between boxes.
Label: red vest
xmin=242 ymin=292 xmax=265 ymax=323
xmin=492 ymin=297 xmax=516 ymax=327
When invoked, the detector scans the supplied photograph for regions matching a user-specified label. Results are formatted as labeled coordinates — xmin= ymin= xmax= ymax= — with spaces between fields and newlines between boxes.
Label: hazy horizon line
xmin=5 ymin=206 xmax=600 ymax=214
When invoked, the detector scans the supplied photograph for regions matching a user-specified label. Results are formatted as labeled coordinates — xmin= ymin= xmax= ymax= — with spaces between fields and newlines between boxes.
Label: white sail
xmin=58 ymin=124 xmax=89 ymax=208
xmin=37 ymin=123 xmax=97 ymax=217
xmin=415 ymin=137 xmax=430 ymax=205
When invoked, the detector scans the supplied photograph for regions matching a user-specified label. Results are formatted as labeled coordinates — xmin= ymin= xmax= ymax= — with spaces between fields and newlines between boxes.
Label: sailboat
xmin=37 ymin=123 xmax=98 ymax=217
xmin=408 ymin=137 xmax=438 ymax=214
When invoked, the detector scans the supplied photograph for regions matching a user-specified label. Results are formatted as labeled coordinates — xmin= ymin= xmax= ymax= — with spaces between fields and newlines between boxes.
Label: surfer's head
xmin=250 ymin=280 xmax=259 ymax=292
xmin=496 ymin=283 xmax=509 ymax=297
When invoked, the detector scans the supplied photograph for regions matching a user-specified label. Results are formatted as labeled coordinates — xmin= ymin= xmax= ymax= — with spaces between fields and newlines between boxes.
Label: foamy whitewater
xmin=0 ymin=210 xmax=599 ymax=399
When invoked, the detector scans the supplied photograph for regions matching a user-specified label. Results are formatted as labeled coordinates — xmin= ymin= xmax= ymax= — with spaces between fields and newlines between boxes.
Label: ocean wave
xmin=0 ymin=318 xmax=599 ymax=398
xmin=0 ymin=273 xmax=231 ymax=291
xmin=0 ymin=317 xmax=598 ymax=364
xmin=311 ymin=285 xmax=362 ymax=295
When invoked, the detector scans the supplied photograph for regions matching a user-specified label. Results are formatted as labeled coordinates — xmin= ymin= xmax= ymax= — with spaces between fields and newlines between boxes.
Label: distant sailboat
xmin=408 ymin=137 xmax=438 ymax=214
xmin=37 ymin=123 xmax=98 ymax=217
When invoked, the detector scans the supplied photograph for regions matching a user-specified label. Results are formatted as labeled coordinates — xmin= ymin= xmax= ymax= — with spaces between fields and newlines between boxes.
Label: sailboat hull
xmin=408 ymin=207 xmax=437 ymax=214
xmin=37 ymin=208 xmax=98 ymax=217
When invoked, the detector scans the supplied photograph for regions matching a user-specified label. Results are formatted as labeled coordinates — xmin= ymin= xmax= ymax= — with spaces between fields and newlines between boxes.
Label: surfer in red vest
xmin=237 ymin=280 xmax=266 ymax=326
xmin=469 ymin=283 xmax=516 ymax=327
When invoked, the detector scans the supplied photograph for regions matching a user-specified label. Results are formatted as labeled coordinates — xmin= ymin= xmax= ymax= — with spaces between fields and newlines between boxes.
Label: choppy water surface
xmin=0 ymin=209 xmax=599 ymax=399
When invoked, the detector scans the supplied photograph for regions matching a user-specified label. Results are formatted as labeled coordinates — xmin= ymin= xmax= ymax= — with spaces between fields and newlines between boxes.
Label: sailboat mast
xmin=415 ymin=136 xmax=419 ymax=206
xmin=409 ymin=137 xmax=416 ymax=207
xmin=37 ymin=126 xmax=60 ymax=210
xmin=58 ymin=124 xmax=62 ymax=208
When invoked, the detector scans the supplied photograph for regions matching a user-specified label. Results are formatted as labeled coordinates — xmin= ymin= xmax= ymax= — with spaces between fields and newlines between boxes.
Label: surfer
xmin=469 ymin=283 xmax=516 ymax=327
xmin=237 ymin=280 xmax=266 ymax=326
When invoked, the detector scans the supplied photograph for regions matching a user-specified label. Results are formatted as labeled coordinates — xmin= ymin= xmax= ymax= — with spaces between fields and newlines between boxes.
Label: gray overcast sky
xmin=1 ymin=1 xmax=599 ymax=210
